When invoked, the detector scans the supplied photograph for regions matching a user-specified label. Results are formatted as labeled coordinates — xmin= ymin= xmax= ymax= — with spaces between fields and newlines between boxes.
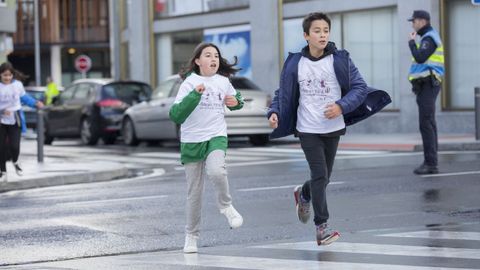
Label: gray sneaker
xmin=316 ymin=223 xmax=340 ymax=246
xmin=294 ymin=185 xmax=310 ymax=223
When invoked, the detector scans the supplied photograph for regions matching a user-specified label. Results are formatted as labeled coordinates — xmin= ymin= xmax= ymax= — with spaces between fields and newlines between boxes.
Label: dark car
xmin=43 ymin=78 xmax=152 ymax=145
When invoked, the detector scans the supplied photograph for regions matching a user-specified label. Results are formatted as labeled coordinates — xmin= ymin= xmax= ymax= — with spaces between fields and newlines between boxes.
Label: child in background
xmin=0 ymin=62 xmax=44 ymax=182
xmin=169 ymin=42 xmax=244 ymax=253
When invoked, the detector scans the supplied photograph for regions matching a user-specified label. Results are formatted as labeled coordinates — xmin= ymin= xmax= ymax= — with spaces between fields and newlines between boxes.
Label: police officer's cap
xmin=407 ymin=10 xmax=430 ymax=22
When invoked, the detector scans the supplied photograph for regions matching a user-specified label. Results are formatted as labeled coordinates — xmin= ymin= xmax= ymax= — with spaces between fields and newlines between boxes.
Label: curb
xmin=0 ymin=166 xmax=129 ymax=193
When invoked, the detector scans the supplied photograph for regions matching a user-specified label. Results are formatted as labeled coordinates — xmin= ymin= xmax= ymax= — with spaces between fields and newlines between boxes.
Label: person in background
xmin=169 ymin=42 xmax=244 ymax=253
xmin=407 ymin=10 xmax=444 ymax=175
xmin=45 ymin=76 xmax=59 ymax=105
xmin=0 ymin=62 xmax=44 ymax=182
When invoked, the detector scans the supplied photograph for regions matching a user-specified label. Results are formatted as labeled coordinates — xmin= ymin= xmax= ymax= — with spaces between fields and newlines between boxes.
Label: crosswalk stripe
xmin=237 ymin=182 xmax=344 ymax=192
xmin=253 ymin=241 xmax=480 ymax=260
xmin=380 ymin=231 xmax=480 ymax=241
xmin=150 ymin=253 xmax=479 ymax=270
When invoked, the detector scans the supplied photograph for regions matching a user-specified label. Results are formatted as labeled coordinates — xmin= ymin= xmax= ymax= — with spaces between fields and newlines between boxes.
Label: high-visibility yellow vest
xmin=408 ymin=28 xmax=445 ymax=82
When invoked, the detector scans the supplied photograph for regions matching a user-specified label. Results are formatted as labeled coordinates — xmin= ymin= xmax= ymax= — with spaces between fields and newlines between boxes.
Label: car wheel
xmin=122 ymin=118 xmax=140 ymax=146
xmin=102 ymin=134 xmax=117 ymax=145
xmin=249 ymin=134 xmax=269 ymax=146
xmin=80 ymin=118 xmax=99 ymax=145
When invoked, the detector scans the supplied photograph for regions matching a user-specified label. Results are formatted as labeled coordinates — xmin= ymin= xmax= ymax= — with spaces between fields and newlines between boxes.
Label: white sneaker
xmin=220 ymin=205 xmax=243 ymax=229
xmin=0 ymin=172 xmax=7 ymax=182
xmin=13 ymin=162 xmax=23 ymax=176
xmin=183 ymin=234 xmax=198 ymax=253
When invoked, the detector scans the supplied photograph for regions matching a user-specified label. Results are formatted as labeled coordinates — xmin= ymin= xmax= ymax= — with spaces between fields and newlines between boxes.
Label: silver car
xmin=122 ymin=75 xmax=272 ymax=146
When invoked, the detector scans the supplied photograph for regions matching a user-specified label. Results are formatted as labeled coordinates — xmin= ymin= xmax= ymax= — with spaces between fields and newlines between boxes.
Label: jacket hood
xmin=301 ymin=42 xmax=337 ymax=61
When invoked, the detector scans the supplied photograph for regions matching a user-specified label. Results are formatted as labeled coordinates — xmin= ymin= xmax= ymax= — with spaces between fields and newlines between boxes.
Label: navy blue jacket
xmin=268 ymin=45 xmax=391 ymax=139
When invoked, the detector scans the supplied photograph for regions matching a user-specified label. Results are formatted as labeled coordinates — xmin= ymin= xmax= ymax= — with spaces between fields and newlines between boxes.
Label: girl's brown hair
xmin=0 ymin=62 xmax=28 ymax=83
xmin=179 ymin=42 xmax=240 ymax=79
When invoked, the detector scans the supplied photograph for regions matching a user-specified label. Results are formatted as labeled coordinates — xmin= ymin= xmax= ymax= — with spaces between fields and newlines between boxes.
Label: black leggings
xmin=0 ymin=124 xmax=21 ymax=172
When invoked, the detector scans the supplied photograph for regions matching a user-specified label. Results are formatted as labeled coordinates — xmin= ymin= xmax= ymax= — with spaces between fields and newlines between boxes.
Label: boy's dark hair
xmin=179 ymin=42 xmax=240 ymax=80
xmin=0 ymin=62 xmax=28 ymax=82
xmin=302 ymin=12 xmax=331 ymax=34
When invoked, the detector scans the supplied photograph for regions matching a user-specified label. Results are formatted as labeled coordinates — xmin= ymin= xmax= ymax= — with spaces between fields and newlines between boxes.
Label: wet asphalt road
xmin=0 ymin=140 xmax=479 ymax=269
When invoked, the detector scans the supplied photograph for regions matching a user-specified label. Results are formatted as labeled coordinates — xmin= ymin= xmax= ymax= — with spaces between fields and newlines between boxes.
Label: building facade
xmin=9 ymin=0 xmax=111 ymax=87
xmin=115 ymin=0 xmax=480 ymax=134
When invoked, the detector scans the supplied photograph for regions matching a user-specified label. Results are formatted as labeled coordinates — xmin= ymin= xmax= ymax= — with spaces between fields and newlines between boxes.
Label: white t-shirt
xmin=296 ymin=54 xmax=345 ymax=134
xmin=174 ymin=73 xmax=237 ymax=143
xmin=0 ymin=80 xmax=26 ymax=125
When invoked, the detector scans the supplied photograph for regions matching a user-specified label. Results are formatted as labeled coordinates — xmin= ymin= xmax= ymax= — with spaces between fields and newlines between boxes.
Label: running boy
xmin=268 ymin=12 xmax=391 ymax=245
xmin=169 ymin=42 xmax=244 ymax=253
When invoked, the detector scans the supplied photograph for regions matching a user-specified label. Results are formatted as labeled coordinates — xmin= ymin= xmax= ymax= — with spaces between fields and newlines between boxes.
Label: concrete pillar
xmin=157 ymin=34 xmax=173 ymax=83
xmin=127 ymin=0 xmax=151 ymax=83
xmin=109 ymin=0 xmax=121 ymax=80
xmin=50 ymin=45 xmax=62 ymax=86
xmin=249 ymin=0 xmax=281 ymax=93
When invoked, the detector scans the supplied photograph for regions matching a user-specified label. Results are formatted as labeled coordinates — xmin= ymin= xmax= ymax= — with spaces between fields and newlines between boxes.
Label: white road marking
xmin=380 ymin=230 xmax=480 ymax=241
xmin=238 ymin=182 xmax=344 ymax=192
xmin=142 ymin=253 xmax=479 ymax=270
xmin=253 ymin=241 xmax=480 ymax=260
xmin=420 ymin=170 xmax=480 ymax=178
xmin=56 ymin=194 xmax=168 ymax=207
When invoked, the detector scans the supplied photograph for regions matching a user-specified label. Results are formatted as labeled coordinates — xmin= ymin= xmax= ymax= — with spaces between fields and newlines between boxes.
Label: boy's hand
xmin=269 ymin=113 xmax=278 ymax=129
xmin=195 ymin=84 xmax=205 ymax=94
xmin=224 ymin=95 xmax=238 ymax=107
xmin=324 ymin=103 xmax=342 ymax=119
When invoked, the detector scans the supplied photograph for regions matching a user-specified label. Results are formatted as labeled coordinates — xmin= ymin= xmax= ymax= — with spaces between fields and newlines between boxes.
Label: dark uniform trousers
xmin=413 ymin=76 xmax=441 ymax=167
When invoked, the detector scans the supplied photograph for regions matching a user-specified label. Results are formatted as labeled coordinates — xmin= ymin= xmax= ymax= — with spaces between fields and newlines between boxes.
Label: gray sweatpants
xmin=184 ymin=150 xmax=232 ymax=236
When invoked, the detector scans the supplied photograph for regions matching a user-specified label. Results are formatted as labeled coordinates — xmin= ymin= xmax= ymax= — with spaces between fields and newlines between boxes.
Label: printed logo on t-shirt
xmin=299 ymin=72 xmax=334 ymax=104
xmin=198 ymin=85 xmax=225 ymax=113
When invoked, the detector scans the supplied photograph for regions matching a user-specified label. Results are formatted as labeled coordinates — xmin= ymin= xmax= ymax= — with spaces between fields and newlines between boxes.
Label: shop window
xmin=343 ymin=8 xmax=399 ymax=109
xmin=445 ymin=0 xmax=480 ymax=109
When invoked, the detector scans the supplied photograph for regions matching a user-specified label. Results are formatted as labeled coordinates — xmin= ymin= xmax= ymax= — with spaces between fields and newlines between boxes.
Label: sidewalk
xmin=0 ymin=133 xmax=478 ymax=193
xmin=0 ymin=157 xmax=128 ymax=193
xmin=338 ymin=133 xmax=480 ymax=151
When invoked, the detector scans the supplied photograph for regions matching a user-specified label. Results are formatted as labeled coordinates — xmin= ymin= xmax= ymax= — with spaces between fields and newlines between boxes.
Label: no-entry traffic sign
xmin=74 ymin=55 xmax=92 ymax=73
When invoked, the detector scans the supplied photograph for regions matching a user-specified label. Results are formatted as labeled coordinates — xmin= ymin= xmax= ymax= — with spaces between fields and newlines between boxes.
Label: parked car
xmin=22 ymin=86 xmax=46 ymax=130
xmin=43 ymin=78 xmax=152 ymax=145
xmin=122 ymin=75 xmax=272 ymax=146
xmin=22 ymin=86 xmax=64 ymax=130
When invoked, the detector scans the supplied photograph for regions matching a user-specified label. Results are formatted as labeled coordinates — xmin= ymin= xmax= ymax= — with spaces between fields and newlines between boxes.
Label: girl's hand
xmin=36 ymin=101 xmax=44 ymax=109
xmin=3 ymin=110 xmax=11 ymax=116
xmin=195 ymin=84 xmax=205 ymax=94
xmin=269 ymin=113 xmax=278 ymax=129
xmin=224 ymin=95 xmax=238 ymax=107
xmin=324 ymin=103 xmax=342 ymax=119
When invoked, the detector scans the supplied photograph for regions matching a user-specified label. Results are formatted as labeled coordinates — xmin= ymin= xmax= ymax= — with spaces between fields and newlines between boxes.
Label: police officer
xmin=408 ymin=10 xmax=444 ymax=175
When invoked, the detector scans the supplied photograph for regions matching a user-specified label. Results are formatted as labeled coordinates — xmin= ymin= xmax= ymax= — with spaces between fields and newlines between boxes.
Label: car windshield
xmin=26 ymin=90 xmax=44 ymax=100
xmin=101 ymin=83 xmax=152 ymax=105
xmin=230 ymin=77 xmax=260 ymax=90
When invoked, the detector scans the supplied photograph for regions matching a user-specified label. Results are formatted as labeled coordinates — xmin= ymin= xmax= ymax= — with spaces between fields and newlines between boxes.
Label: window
xmin=343 ymin=8 xmax=399 ymax=109
xmin=445 ymin=0 xmax=480 ymax=109
xmin=153 ymin=77 xmax=178 ymax=99
xmin=58 ymin=85 xmax=76 ymax=104
xmin=73 ymin=84 xmax=93 ymax=100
